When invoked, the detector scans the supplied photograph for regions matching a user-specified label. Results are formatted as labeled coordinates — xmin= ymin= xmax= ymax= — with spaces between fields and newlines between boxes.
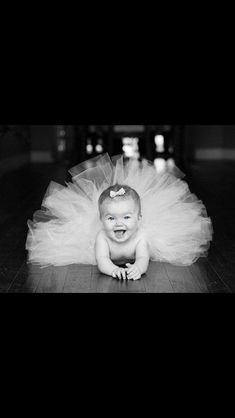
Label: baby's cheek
xmin=131 ymin=220 xmax=138 ymax=229
xmin=104 ymin=222 xmax=113 ymax=231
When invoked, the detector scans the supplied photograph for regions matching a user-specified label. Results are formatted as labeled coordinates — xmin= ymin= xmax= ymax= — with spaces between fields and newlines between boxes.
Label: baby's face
xmin=101 ymin=198 xmax=141 ymax=243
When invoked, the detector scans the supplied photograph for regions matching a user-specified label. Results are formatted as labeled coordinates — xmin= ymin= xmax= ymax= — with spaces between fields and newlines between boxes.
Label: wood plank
xmin=91 ymin=266 xmax=146 ymax=293
xmin=142 ymin=262 xmax=175 ymax=293
xmin=0 ymin=255 xmax=26 ymax=291
xmin=7 ymin=288 xmax=36 ymax=293
xmin=163 ymin=263 xmax=203 ymax=293
xmin=207 ymin=243 xmax=235 ymax=292
xmin=187 ymin=263 xmax=209 ymax=293
xmin=189 ymin=258 xmax=231 ymax=293
xmin=35 ymin=265 xmax=68 ymax=293
xmin=9 ymin=262 xmax=46 ymax=292
xmin=0 ymin=266 xmax=19 ymax=291
xmin=63 ymin=264 xmax=92 ymax=293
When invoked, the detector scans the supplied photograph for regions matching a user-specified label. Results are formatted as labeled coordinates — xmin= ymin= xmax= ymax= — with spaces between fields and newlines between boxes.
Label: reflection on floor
xmin=0 ymin=159 xmax=235 ymax=293
xmin=6 ymin=260 xmax=215 ymax=293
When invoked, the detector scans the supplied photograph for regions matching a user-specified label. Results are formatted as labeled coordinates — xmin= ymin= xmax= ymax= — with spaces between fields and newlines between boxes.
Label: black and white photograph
xmin=0 ymin=124 xmax=234 ymax=293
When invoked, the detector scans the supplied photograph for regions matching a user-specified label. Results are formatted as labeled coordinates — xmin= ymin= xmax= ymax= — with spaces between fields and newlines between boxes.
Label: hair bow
xmin=110 ymin=188 xmax=126 ymax=198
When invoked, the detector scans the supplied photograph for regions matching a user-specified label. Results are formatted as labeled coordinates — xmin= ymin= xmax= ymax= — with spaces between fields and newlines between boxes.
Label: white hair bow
xmin=110 ymin=188 xmax=126 ymax=198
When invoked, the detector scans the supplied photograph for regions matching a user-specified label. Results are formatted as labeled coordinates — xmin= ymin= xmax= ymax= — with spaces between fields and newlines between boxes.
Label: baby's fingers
xmin=129 ymin=274 xmax=141 ymax=281
xmin=126 ymin=267 xmax=135 ymax=275
xmin=127 ymin=271 xmax=140 ymax=280
xmin=112 ymin=269 xmax=121 ymax=279
xmin=127 ymin=271 xmax=135 ymax=279
xmin=120 ymin=269 xmax=127 ymax=280
xmin=112 ymin=269 xmax=119 ymax=278
xmin=117 ymin=270 xmax=122 ymax=280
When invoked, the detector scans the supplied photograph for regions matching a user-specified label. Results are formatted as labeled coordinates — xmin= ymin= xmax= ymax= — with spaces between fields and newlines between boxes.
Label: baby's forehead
xmin=101 ymin=197 xmax=137 ymax=215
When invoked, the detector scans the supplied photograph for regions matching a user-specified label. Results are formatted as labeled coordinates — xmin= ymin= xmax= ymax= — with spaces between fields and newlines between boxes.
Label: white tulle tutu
xmin=26 ymin=153 xmax=213 ymax=267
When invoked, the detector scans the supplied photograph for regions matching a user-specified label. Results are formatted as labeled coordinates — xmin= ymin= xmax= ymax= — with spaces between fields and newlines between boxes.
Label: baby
xmin=95 ymin=184 xmax=150 ymax=280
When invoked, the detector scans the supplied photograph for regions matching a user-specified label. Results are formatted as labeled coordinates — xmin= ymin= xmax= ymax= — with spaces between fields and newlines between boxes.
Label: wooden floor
xmin=0 ymin=159 xmax=235 ymax=293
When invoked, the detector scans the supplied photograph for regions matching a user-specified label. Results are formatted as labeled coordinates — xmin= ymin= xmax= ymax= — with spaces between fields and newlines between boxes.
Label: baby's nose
xmin=115 ymin=219 xmax=124 ymax=226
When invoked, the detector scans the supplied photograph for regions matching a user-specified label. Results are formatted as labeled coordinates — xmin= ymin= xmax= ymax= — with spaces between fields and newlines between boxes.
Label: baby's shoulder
xmin=96 ymin=229 xmax=107 ymax=242
xmin=135 ymin=230 xmax=149 ymax=251
xmin=95 ymin=230 xmax=110 ymax=252
xmin=136 ymin=229 xmax=148 ymax=244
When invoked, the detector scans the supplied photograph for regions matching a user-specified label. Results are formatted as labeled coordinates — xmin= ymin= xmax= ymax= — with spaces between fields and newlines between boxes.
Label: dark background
xmin=1 ymin=124 xmax=234 ymax=173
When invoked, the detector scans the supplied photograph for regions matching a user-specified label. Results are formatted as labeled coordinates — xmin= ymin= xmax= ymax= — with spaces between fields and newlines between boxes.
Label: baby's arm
xmin=95 ymin=231 xmax=120 ymax=277
xmin=126 ymin=238 xmax=150 ymax=280
xmin=135 ymin=238 xmax=150 ymax=274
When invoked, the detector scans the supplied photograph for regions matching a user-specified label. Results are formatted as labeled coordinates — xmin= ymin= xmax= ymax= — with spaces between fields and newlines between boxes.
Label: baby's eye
xmin=108 ymin=217 xmax=115 ymax=221
xmin=124 ymin=216 xmax=131 ymax=220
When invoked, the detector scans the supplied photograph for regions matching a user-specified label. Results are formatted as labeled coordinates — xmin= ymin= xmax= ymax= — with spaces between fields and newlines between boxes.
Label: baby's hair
xmin=98 ymin=184 xmax=141 ymax=216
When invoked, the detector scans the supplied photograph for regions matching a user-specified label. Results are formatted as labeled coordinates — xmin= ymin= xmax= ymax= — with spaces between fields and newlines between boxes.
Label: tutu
xmin=26 ymin=153 xmax=213 ymax=267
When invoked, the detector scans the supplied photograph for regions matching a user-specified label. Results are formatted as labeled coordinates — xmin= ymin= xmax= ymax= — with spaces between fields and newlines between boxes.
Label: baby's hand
xmin=112 ymin=267 xmax=127 ymax=280
xmin=126 ymin=263 xmax=141 ymax=281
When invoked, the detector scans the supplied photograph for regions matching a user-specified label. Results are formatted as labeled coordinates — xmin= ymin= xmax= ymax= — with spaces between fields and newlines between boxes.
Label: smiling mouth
xmin=114 ymin=230 xmax=127 ymax=239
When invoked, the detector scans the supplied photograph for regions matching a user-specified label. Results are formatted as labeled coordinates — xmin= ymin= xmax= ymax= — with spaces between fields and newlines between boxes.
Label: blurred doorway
xmin=71 ymin=125 xmax=185 ymax=170
xmin=52 ymin=125 xmax=75 ymax=164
